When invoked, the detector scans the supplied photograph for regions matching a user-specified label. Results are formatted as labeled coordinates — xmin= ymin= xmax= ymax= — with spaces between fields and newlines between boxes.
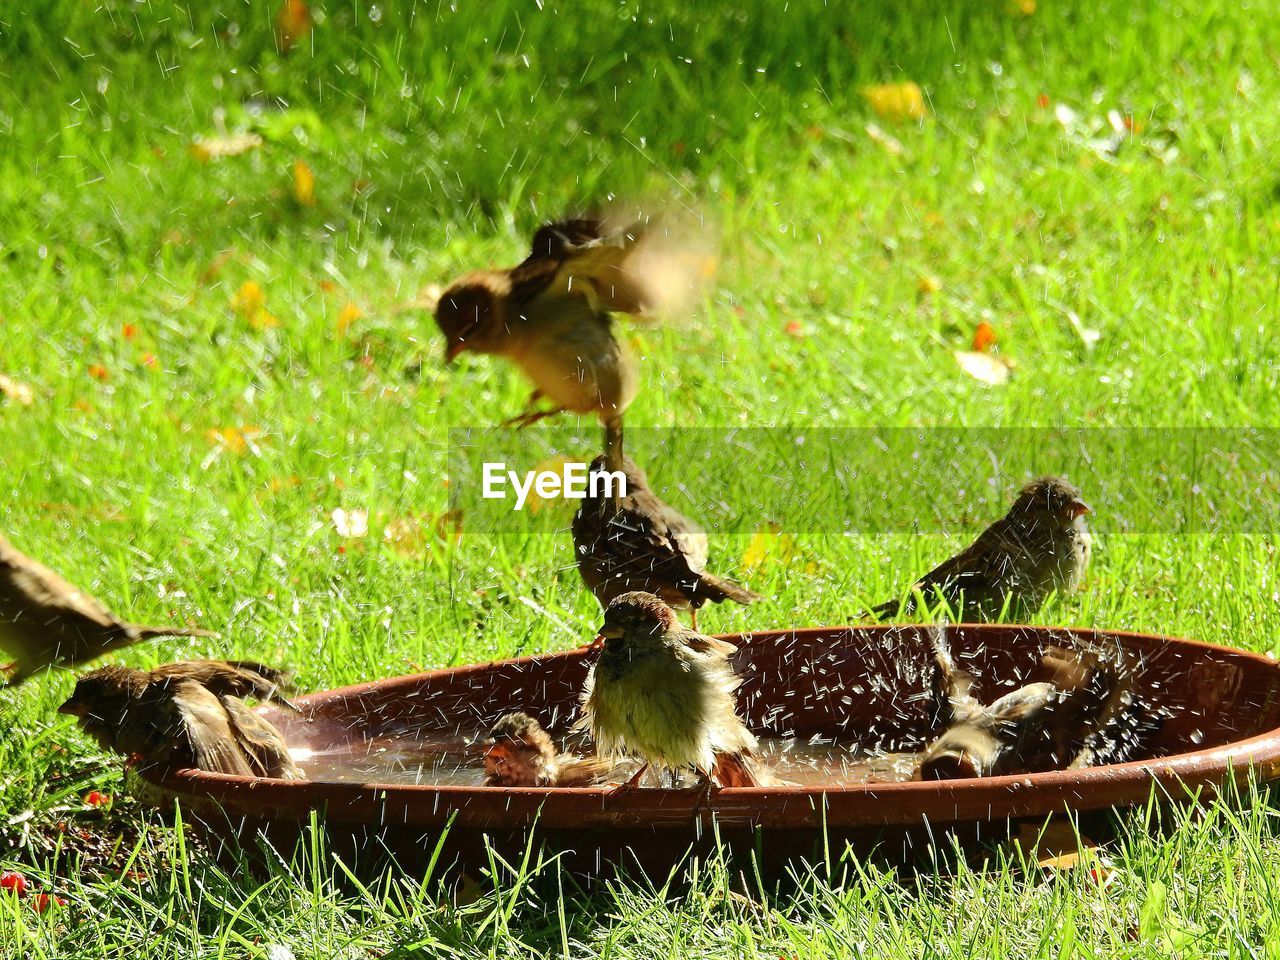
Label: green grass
xmin=3 ymin=0 xmax=1280 ymax=954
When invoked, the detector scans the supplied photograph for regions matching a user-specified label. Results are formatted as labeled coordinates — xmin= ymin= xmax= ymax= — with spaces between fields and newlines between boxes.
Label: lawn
xmin=3 ymin=0 xmax=1280 ymax=954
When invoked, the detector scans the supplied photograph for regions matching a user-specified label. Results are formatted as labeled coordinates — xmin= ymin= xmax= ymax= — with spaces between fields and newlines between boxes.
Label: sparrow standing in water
xmin=578 ymin=592 xmax=762 ymax=789
xmin=572 ymin=455 xmax=760 ymax=630
xmin=481 ymin=711 xmax=612 ymax=787
xmin=435 ymin=216 xmax=709 ymax=470
xmin=0 ymin=532 xmax=216 ymax=684
xmin=871 ymin=476 xmax=1092 ymax=621
xmin=59 ymin=660 xmax=303 ymax=780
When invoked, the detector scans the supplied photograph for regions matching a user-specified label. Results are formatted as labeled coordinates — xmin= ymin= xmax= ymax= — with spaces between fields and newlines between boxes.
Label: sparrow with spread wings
xmin=435 ymin=216 xmax=708 ymax=470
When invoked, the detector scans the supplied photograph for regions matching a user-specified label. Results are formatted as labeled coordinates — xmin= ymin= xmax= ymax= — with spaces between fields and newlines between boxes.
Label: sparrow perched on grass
xmin=482 ymin=711 xmax=613 ymax=787
xmin=59 ymin=660 xmax=303 ymax=780
xmin=571 ymin=455 xmax=760 ymax=629
xmin=435 ymin=216 xmax=708 ymax=469
xmin=578 ymin=591 xmax=762 ymax=789
xmin=871 ymin=476 xmax=1092 ymax=621
xmin=0 ymin=532 xmax=216 ymax=685
xmin=917 ymin=629 xmax=1128 ymax=780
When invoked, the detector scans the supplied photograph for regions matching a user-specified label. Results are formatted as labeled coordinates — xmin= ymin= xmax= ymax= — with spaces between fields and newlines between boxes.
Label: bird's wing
xmin=582 ymin=487 xmax=709 ymax=589
xmin=675 ymin=628 xmax=738 ymax=660
xmin=168 ymin=680 xmax=256 ymax=777
xmin=987 ymin=682 xmax=1059 ymax=730
xmin=510 ymin=220 xmax=652 ymax=315
xmin=0 ymin=540 xmax=124 ymax=632
xmin=927 ymin=625 xmax=981 ymax=724
xmin=221 ymin=695 xmax=304 ymax=780
xmin=153 ymin=660 xmax=298 ymax=710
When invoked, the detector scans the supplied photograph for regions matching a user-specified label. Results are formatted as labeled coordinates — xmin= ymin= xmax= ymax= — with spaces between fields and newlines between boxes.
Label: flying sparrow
xmin=0 ymin=531 xmax=216 ymax=685
xmin=577 ymin=591 xmax=762 ymax=789
xmin=481 ymin=711 xmax=613 ymax=787
xmin=917 ymin=628 xmax=1128 ymax=780
xmin=59 ymin=660 xmax=303 ymax=780
xmin=435 ymin=216 xmax=708 ymax=469
xmin=571 ymin=455 xmax=760 ymax=629
xmin=871 ymin=476 xmax=1092 ymax=621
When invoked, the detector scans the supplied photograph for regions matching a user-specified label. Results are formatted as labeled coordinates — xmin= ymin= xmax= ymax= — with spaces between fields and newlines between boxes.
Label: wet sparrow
xmin=872 ymin=476 xmax=1092 ymax=621
xmin=571 ymin=455 xmax=760 ymax=629
xmin=917 ymin=629 xmax=1126 ymax=780
xmin=482 ymin=711 xmax=612 ymax=787
xmin=0 ymin=531 xmax=216 ymax=685
xmin=435 ymin=216 xmax=707 ymax=469
xmin=578 ymin=592 xmax=761 ymax=789
xmin=59 ymin=660 xmax=303 ymax=780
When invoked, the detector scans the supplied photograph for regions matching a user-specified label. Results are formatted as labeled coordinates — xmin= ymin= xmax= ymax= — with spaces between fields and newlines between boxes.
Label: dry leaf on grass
xmin=189 ymin=133 xmax=263 ymax=162
xmin=955 ymin=350 xmax=1013 ymax=385
xmin=1008 ymin=821 xmax=1118 ymax=885
xmin=0 ymin=373 xmax=35 ymax=406
xmin=741 ymin=522 xmax=819 ymax=574
xmin=861 ymin=82 xmax=927 ymax=122
xmin=276 ymin=0 xmax=312 ymax=52
xmin=292 ymin=159 xmax=316 ymax=206
xmin=231 ymin=280 xmax=280 ymax=329
xmin=971 ymin=321 xmax=998 ymax=352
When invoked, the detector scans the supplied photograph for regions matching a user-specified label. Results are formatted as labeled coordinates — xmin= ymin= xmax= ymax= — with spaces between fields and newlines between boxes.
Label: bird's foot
xmin=607 ymin=762 xmax=650 ymax=795
xmin=502 ymin=406 xmax=566 ymax=430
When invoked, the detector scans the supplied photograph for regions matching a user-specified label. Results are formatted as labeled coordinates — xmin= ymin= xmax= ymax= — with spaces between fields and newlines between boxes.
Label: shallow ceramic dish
xmin=143 ymin=624 xmax=1280 ymax=877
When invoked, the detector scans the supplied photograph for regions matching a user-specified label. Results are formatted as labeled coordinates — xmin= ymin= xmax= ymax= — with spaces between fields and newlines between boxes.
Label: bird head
xmin=917 ymin=725 xmax=997 ymax=781
xmin=1010 ymin=476 xmax=1091 ymax=525
xmin=58 ymin=666 xmax=143 ymax=746
xmin=483 ymin=711 xmax=555 ymax=785
xmin=434 ymin=274 xmax=506 ymax=362
xmin=595 ymin=591 xmax=679 ymax=647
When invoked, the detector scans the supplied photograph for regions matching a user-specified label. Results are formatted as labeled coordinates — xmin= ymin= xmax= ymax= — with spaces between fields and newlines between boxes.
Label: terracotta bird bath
xmin=141 ymin=625 xmax=1280 ymax=879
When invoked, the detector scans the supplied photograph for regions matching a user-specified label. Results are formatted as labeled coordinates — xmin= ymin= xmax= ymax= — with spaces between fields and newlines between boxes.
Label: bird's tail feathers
xmin=695 ymin=573 xmax=762 ymax=606
xmin=130 ymin=625 xmax=219 ymax=641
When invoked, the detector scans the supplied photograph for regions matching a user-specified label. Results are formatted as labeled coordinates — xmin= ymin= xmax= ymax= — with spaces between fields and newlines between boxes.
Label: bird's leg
xmin=601 ymin=417 xmax=626 ymax=510
xmin=689 ymin=608 xmax=700 ymax=632
xmin=503 ymin=405 xmax=567 ymax=430
xmin=609 ymin=762 xmax=649 ymax=794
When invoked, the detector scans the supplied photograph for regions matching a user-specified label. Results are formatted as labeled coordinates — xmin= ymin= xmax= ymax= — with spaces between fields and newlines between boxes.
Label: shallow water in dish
xmin=287 ymin=732 xmax=922 ymax=787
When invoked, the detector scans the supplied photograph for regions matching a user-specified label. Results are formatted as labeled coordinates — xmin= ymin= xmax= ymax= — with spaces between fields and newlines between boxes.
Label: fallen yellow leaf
xmin=276 ymin=0 xmax=312 ymax=52
xmin=189 ymin=133 xmax=263 ymax=162
xmin=0 ymin=373 xmax=35 ymax=406
xmin=336 ymin=302 xmax=362 ymax=336
xmin=954 ymin=350 xmax=1012 ymax=385
xmin=741 ymin=522 xmax=817 ymax=573
xmin=293 ymin=159 xmax=316 ymax=206
xmin=231 ymin=280 xmax=281 ymax=329
xmin=861 ymin=82 xmax=927 ymax=122
xmin=205 ymin=426 xmax=264 ymax=456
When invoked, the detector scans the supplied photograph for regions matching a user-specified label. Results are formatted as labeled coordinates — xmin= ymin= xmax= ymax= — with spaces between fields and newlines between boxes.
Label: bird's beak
xmin=58 ymin=699 xmax=86 ymax=717
xmin=1068 ymin=498 xmax=1092 ymax=518
xmin=445 ymin=339 xmax=467 ymax=364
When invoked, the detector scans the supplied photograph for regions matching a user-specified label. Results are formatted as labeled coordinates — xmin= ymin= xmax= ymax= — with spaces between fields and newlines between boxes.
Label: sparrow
xmin=917 ymin=629 xmax=1127 ymax=780
xmin=0 ymin=531 xmax=217 ymax=685
xmin=435 ymin=216 xmax=708 ymax=470
xmin=58 ymin=660 xmax=303 ymax=780
xmin=577 ymin=591 xmax=762 ymax=789
xmin=871 ymin=476 xmax=1092 ymax=621
xmin=571 ymin=455 xmax=760 ymax=629
xmin=481 ymin=711 xmax=612 ymax=787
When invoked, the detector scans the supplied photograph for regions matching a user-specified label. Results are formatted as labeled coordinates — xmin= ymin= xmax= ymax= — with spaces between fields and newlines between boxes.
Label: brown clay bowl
xmin=142 ymin=624 xmax=1280 ymax=878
